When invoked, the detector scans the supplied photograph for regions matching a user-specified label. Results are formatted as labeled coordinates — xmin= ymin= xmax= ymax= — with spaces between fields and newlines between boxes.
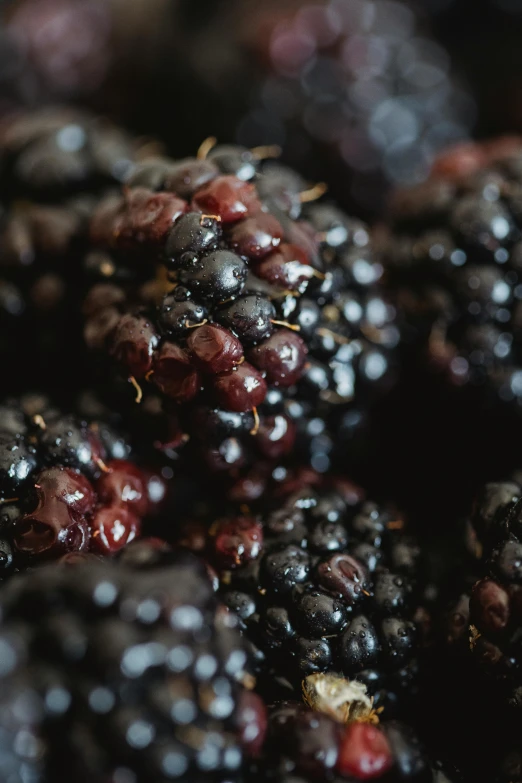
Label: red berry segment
xmin=212 ymin=517 xmax=264 ymax=568
xmin=110 ymin=314 xmax=159 ymax=378
xmin=470 ymin=578 xmax=511 ymax=634
xmin=212 ymin=362 xmax=267 ymax=412
xmin=187 ymin=323 xmax=244 ymax=374
xmin=256 ymin=243 xmax=314 ymax=291
xmin=92 ymin=188 xmax=187 ymax=252
xmin=249 ymin=330 xmax=308 ymax=386
xmin=152 ymin=342 xmax=201 ymax=402
xmin=96 ymin=460 xmax=149 ymax=517
xmin=256 ymin=414 xmax=296 ymax=459
xmin=337 ymin=723 xmax=393 ymax=780
xmin=13 ymin=468 xmax=95 ymax=557
xmin=228 ymin=213 xmax=284 ymax=259
xmin=91 ymin=505 xmax=141 ymax=555
xmin=192 ymin=175 xmax=262 ymax=223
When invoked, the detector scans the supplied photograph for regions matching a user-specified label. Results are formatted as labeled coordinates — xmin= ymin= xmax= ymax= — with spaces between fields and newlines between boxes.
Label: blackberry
xmin=0 ymin=394 xmax=162 ymax=577
xmin=260 ymin=675 xmax=462 ymax=782
xmin=85 ymin=145 xmax=399 ymax=473
xmin=178 ymin=471 xmax=428 ymax=714
xmin=381 ymin=136 xmax=522 ymax=412
xmin=0 ymin=106 xmax=143 ymax=390
xmin=462 ymin=476 xmax=522 ymax=710
xmin=410 ymin=474 xmax=522 ymax=777
xmin=0 ymin=546 xmax=263 ymax=782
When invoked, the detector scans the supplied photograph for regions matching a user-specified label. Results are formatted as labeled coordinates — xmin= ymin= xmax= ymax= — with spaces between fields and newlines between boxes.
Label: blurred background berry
xmin=0 ymin=0 xmax=475 ymax=216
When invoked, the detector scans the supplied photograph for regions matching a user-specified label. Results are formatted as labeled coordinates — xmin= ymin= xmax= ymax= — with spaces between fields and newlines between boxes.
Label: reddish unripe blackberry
xmin=85 ymin=145 xmax=399 ymax=472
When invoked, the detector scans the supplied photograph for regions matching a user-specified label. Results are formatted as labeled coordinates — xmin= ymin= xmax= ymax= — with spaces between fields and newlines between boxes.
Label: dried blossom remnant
xmin=302 ymin=673 xmax=377 ymax=725
xmin=469 ymin=624 xmax=481 ymax=650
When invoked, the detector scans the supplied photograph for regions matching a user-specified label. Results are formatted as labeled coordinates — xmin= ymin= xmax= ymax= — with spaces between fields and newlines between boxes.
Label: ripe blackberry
xmin=0 ymin=106 xmax=143 ymax=388
xmin=260 ymin=675 xmax=462 ymax=782
xmin=85 ymin=144 xmax=399 ymax=472
xmin=0 ymin=547 xmax=263 ymax=782
xmin=382 ymin=136 xmax=522 ymax=412
xmin=0 ymin=394 xmax=162 ymax=577
xmin=177 ymin=471 xmax=429 ymax=714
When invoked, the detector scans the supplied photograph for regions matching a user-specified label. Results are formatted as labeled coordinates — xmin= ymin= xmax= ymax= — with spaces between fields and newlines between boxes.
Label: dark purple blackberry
xmin=178 ymin=472 xmax=428 ymax=714
xmin=0 ymin=107 xmax=145 ymax=390
xmin=382 ymin=136 xmax=522 ymax=412
xmin=260 ymin=676 xmax=462 ymax=782
xmin=0 ymin=548 xmax=263 ymax=782
xmin=463 ymin=476 xmax=522 ymax=712
xmin=84 ymin=146 xmax=399 ymax=473
xmin=0 ymin=394 xmax=163 ymax=576
xmin=413 ymin=475 xmax=522 ymax=781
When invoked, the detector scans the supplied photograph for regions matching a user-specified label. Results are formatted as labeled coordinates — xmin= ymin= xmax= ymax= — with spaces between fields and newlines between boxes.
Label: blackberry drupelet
xmin=178 ymin=471 xmax=428 ymax=714
xmin=260 ymin=675 xmax=462 ymax=782
xmin=0 ymin=106 xmax=142 ymax=389
xmin=0 ymin=547 xmax=263 ymax=782
xmin=0 ymin=394 xmax=162 ymax=577
xmin=382 ymin=136 xmax=522 ymax=412
xmin=85 ymin=144 xmax=399 ymax=472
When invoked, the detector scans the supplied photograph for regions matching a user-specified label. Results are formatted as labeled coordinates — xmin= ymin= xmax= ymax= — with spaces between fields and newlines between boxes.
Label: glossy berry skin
xmin=212 ymin=362 xmax=267 ymax=412
xmin=191 ymin=175 xmax=261 ymax=223
xmin=178 ymin=249 xmax=247 ymax=301
xmin=183 ymin=475 xmax=424 ymax=711
xmin=0 ymin=398 xmax=157 ymax=576
xmin=249 ymin=330 xmax=308 ymax=387
xmin=338 ymin=722 xmax=393 ymax=779
xmin=256 ymin=243 xmax=314 ymax=292
xmin=152 ymin=342 xmax=201 ymax=402
xmin=14 ymin=467 xmax=94 ymax=557
xmin=165 ymin=212 xmax=221 ymax=266
xmin=90 ymin=505 xmax=140 ymax=554
xmin=110 ymin=314 xmax=159 ymax=379
xmin=159 ymin=287 xmax=208 ymax=335
xmin=0 ymin=552 xmax=256 ymax=782
xmin=187 ymin=323 xmax=243 ymax=374
xmin=228 ymin=212 xmax=283 ymax=259
xmin=211 ymin=517 xmax=264 ymax=569
xmin=217 ymin=294 xmax=276 ymax=344
xmin=96 ymin=459 xmax=148 ymax=516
